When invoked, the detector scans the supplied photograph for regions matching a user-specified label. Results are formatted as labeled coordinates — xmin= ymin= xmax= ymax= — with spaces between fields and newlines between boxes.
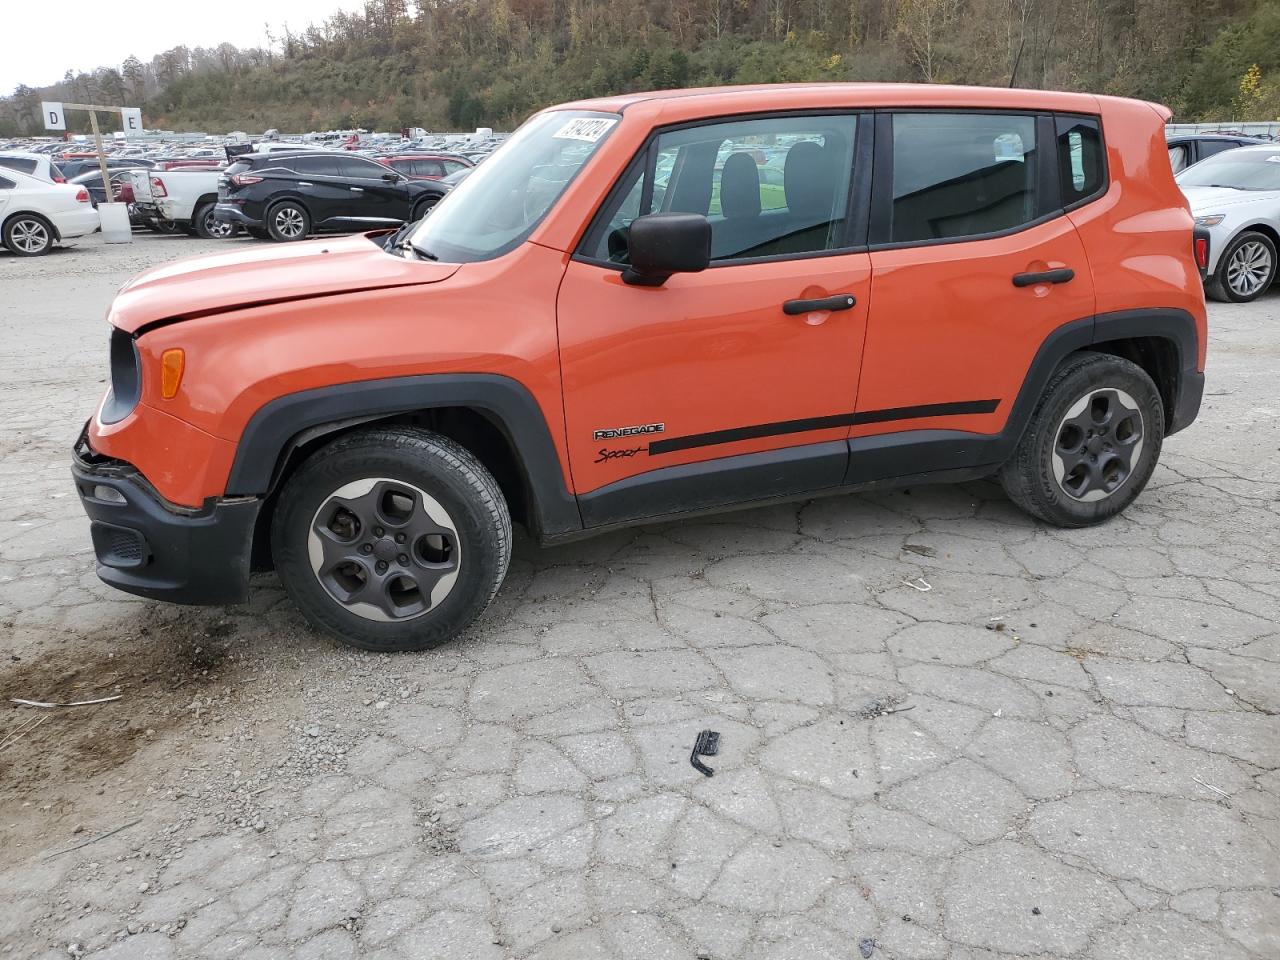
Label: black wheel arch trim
xmin=225 ymin=373 xmax=582 ymax=538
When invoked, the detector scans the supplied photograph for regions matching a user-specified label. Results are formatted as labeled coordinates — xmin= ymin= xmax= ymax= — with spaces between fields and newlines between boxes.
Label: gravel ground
xmin=1 ymin=232 xmax=1277 ymax=960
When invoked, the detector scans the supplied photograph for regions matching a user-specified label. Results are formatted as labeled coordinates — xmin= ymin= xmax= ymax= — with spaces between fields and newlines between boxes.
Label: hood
xmin=109 ymin=233 xmax=459 ymax=334
xmin=1180 ymin=184 xmax=1280 ymax=214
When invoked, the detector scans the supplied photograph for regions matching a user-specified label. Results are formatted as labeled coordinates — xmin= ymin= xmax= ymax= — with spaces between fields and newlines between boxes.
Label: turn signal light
xmin=160 ymin=349 xmax=185 ymax=399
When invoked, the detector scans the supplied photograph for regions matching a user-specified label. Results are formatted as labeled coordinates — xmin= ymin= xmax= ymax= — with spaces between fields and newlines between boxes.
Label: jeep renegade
xmin=73 ymin=84 xmax=1207 ymax=651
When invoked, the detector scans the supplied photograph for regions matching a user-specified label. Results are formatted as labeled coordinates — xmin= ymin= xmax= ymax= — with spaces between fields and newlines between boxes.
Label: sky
xmin=3 ymin=0 xmax=367 ymax=94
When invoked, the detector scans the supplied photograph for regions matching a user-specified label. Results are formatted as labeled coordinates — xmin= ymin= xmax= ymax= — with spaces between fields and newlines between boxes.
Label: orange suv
xmin=73 ymin=84 xmax=1207 ymax=651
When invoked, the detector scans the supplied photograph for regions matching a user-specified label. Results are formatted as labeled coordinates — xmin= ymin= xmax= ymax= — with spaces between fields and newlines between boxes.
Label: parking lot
xmin=1 ymin=232 xmax=1277 ymax=959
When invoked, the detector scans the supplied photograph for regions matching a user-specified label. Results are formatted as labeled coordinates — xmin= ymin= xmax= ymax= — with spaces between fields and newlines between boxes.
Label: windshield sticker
xmin=553 ymin=117 xmax=618 ymax=142
xmin=994 ymin=133 xmax=1026 ymax=162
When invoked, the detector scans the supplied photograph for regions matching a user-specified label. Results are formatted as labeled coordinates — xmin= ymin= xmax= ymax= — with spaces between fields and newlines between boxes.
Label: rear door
xmin=286 ymin=155 xmax=348 ymax=226
xmin=857 ymin=111 xmax=1097 ymax=473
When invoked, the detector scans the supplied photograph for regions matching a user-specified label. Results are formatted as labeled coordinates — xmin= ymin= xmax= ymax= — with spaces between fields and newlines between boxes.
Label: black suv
xmin=214 ymin=151 xmax=448 ymax=242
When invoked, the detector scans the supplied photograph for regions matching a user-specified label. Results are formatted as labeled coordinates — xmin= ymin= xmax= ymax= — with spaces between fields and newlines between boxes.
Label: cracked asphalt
xmin=1 ymin=233 xmax=1277 ymax=959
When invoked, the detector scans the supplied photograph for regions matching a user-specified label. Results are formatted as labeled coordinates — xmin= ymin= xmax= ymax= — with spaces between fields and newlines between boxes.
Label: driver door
xmin=557 ymin=112 xmax=872 ymax=526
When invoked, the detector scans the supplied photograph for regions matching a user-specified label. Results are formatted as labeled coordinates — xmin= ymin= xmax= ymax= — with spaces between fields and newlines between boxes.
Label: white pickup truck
xmin=128 ymin=168 xmax=236 ymax=238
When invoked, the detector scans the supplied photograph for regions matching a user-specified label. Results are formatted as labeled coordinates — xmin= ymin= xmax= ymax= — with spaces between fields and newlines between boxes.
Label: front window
xmin=1177 ymin=150 xmax=1280 ymax=191
xmin=408 ymin=110 xmax=619 ymax=262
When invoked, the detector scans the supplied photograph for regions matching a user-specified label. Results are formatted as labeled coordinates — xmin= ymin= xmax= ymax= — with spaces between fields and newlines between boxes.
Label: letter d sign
xmin=41 ymin=102 xmax=65 ymax=131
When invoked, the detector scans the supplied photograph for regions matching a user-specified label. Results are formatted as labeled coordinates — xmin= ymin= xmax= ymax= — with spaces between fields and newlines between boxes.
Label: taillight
xmin=229 ymin=174 xmax=263 ymax=187
xmin=1194 ymin=235 xmax=1209 ymax=271
xmin=150 ymin=176 xmax=167 ymax=198
xmin=52 ymin=171 xmax=66 ymax=183
xmin=75 ymin=187 xmax=90 ymax=203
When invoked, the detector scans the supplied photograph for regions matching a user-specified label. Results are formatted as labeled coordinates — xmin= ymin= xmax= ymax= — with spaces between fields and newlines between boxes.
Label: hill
xmin=3 ymin=0 xmax=1279 ymax=136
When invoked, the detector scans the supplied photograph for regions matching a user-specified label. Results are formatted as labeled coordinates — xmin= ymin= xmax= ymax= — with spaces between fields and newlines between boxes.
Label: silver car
xmin=1177 ymin=144 xmax=1280 ymax=302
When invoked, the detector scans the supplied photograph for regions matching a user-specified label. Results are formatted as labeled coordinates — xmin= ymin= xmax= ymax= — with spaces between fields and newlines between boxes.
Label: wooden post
xmin=86 ymin=109 xmax=113 ymax=201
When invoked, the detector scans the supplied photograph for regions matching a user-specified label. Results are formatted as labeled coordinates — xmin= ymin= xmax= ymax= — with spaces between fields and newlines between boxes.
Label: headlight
xmin=1194 ymin=214 xmax=1226 ymax=227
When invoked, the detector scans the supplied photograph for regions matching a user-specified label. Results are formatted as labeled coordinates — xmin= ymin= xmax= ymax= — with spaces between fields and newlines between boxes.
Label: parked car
xmin=381 ymin=153 xmax=474 ymax=181
xmin=70 ymin=168 xmax=144 ymax=206
xmin=73 ymin=84 xmax=1205 ymax=650
xmin=214 ymin=151 xmax=447 ymax=241
xmin=129 ymin=168 xmax=232 ymax=238
xmin=1166 ymin=133 xmax=1268 ymax=174
xmin=0 ymin=151 xmax=68 ymax=183
xmin=1176 ymin=143 xmax=1280 ymax=302
xmin=58 ymin=156 xmax=154 ymax=179
xmin=1 ymin=168 xmax=99 ymax=255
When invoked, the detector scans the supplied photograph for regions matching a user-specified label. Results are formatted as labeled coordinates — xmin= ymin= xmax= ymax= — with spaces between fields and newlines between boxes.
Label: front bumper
xmin=214 ymin=203 xmax=263 ymax=229
xmin=72 ymin=427 xmax=260 ymax=605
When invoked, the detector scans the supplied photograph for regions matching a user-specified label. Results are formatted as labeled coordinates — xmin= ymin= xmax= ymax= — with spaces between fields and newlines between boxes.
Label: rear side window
xmin=890 ymin=113 xmax=1038 ymax=243
xmin=414 ymin=159 xmax=445 ymax=177
xmin=0 ymin=156 xmax=38 ymax=175
xmin=1199 ymin=139 xmax=1237 ymax=159
xmin=290 ymin=156 xmax=340 ymax=177
xmin=1057 ymin=116 xmax=1105 ymax=204
xmin=0 ymin=176 xmax=13 ymax=190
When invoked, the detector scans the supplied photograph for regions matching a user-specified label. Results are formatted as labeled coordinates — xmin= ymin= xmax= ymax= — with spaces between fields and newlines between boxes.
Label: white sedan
xmin=0 ymin=168 xmax=100 ymax=256
xmin=1177 ymin=144 xmax=1280 ymax=302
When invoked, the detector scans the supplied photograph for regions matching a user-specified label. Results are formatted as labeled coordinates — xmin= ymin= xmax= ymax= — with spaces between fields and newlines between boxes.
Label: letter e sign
xmin=121 ymin=108 xmax=143 ymax=135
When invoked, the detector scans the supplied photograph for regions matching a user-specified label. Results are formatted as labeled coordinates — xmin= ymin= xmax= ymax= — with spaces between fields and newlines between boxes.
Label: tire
xmin=412 ymin=196 xmax=438 ymax=222
xmin=271 ymin=427 xmax=512 ymax=652
xmin=266 ymin=201 xmax=310 ymax=242
xmin=192 ymin=202 xmax=236 ymax=239
xmin=3 ymin=214 xmax=54 ymax=256
xmin=1207 ymin=230 xmax=1276 ymax=303
xmin=999 ymin=351 xmax=1164 ymax=528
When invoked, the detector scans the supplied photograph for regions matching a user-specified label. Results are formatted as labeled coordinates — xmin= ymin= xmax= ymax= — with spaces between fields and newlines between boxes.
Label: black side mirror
xmin=382 ymin=171 xmax=400 ymax=182
xmin=622 ymin=213 xmax=712 ymax=286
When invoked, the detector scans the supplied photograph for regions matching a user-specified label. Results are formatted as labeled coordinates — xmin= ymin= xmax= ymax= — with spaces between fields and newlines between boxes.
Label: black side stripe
xmin=648 ymin=399 xmax=1000 ymax=455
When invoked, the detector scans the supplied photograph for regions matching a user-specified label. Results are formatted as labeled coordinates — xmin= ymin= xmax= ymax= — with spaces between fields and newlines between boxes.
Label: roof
xmin=554 ymin=82 xmax=1110 ymax=116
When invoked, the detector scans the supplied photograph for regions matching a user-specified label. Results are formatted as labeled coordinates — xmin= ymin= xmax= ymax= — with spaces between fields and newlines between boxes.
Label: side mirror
xmin=622 ymin=213 xmax=711 ymax=286
xmin=382 ymin=172 xmax=400 ymax=182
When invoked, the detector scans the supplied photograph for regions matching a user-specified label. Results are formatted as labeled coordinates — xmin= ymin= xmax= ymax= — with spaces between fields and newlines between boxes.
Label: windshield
xmin=408 ymin=110 xmax=619 ymax=262
xmin=1177 ymin=151 xmax=1280 ymax=191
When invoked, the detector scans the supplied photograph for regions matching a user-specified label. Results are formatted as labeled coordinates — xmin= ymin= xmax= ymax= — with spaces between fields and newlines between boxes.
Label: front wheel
xmin=999 ymin=352 xmax=1164 ymax=528
xmin=267 ymin=201 xmax=310 ymax=242
xmin=4 ymin=214 xmax=54 ymax=256
xmin=1207 ymin=230 xmax=1276 ymax=303
xmin=411 ymin=196 xmax=439 ymax=222
xmin=271 ymin=428 xmax=512 ymax=651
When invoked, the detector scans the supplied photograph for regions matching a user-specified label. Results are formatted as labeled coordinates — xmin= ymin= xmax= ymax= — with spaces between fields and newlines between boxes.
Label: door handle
xmin=1012 ymin=268 xmax=1074 ymax=288
xmin=783 ymin=294 xmax=857 ymax=315
xmin=350 ymin=186 xmax=364 ymax=193
xmin=297 ymin=181 xmax=313 ymax=187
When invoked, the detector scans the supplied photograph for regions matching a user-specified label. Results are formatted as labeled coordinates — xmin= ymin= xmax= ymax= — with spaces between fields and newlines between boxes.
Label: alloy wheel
xmin=204 ymin=210 xmax=235 ymax=239
xmin=1051 ymin=388 xmax=1145 ymax=502
xmin=274 ymin=207 xmax=306 ymax=239
xmin=1226 ymin=240 xmax=1272 ymax=298
xmin=307 ymin=477 xmax=461 ymax=622
xmin=11 ymin=218 xmax=50 ymax=254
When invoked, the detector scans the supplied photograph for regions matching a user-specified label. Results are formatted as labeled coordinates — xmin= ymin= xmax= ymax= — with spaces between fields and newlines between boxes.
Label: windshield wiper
xmin=408 ymin=240 xmax=439 ymax=261
xmin=382 ymin=222 xmax=412 ymax=251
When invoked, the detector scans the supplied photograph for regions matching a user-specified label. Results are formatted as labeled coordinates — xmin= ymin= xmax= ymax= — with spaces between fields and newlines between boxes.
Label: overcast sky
xmin=4 ymin=0 xmax=367 ymax=93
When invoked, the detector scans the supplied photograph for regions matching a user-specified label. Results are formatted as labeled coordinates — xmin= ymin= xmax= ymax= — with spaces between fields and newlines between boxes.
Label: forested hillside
xmin=3 ymin=0 xmax=1279 ymax=136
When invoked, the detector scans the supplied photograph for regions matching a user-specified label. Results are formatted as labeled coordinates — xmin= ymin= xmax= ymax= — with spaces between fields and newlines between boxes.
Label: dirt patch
xmin=0 ymin=606 xmax=242 ymax=805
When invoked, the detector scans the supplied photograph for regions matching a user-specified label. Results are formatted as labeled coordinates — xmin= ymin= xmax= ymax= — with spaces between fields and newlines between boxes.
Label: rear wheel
xmin=271 ymin=428 xmax=511 ymax=652
xmin=3 ymin=214 xmax=54 ymax=256
xmin=1207 ymin=230 xmax=1276 ymax=303
xmin=267 ymin=201 xmax=310 ymax=242
xmin=999 ymin=352 xmax=1164 ymax=528
xmin=193 ymin=201 xmax=237 ymax=239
